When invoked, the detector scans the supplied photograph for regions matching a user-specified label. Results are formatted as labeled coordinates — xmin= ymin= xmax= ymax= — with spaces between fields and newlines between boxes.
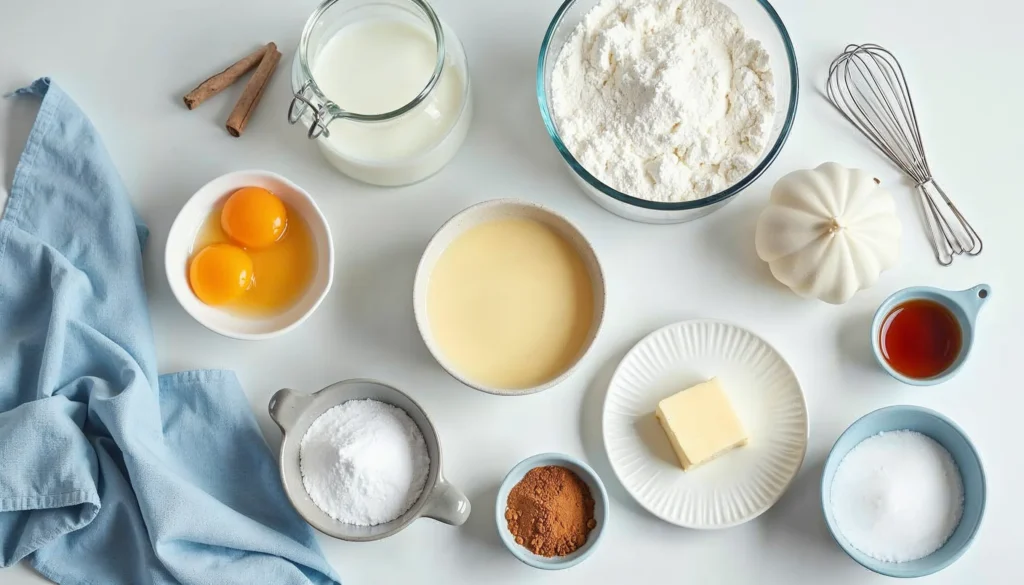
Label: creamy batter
xmin=427 ymin=218 xmax=595 ymax=390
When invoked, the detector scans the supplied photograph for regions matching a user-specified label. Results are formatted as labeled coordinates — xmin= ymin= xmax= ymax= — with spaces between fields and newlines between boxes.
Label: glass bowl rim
xmin=535 ymin=0 xmax=800 ymax=212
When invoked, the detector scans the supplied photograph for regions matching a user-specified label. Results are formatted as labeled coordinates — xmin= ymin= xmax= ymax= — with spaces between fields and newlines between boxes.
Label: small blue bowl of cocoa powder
xmin=496 ymin=452 xmax=609 ymax=570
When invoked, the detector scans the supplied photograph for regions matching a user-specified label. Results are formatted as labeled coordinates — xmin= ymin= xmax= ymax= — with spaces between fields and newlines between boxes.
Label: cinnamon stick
xmin=183 ymin=43 xmax=273 ymax=110
xmin=225 ymin=45 xmax=282 ymax=137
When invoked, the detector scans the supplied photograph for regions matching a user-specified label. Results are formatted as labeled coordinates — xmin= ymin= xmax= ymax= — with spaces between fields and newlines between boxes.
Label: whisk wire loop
xmin=825 ymin=43 xmax=981 ymax=265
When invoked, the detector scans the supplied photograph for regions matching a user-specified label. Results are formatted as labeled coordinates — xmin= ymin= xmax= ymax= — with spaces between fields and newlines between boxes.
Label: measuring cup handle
xmin=268 ymin=388 xmax=312 ymax=433
xmin=421 ymin=476 xmax=471 ymax=526
xmin=958 ymin=284 xmax=992 ymax=317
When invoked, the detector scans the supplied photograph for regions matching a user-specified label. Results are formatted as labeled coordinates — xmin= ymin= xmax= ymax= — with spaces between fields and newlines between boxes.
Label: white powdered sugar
xmin=550 ymin=0 xmax=776 ymax=202
xmin=299 ymin=399 xmax=430 ymax=526
xmin=830 ymin=431 xmax=964 ymax=563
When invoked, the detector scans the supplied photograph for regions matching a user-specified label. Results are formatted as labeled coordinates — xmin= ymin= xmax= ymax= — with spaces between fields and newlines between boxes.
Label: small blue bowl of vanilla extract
xmin=871 ymin=284 xmax=991 ymax=385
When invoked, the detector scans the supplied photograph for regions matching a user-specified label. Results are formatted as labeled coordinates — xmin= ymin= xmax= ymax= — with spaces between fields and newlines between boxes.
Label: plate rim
xmin=601 ymin=318 xmax=810 ymax=529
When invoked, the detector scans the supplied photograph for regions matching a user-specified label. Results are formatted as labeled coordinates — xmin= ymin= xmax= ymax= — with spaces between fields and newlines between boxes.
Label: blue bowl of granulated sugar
xmin=820 ymin=405 xmax=986 ymax=578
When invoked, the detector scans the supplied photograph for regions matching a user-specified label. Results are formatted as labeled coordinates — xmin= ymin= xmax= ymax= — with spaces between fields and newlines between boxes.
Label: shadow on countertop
xmin=3 ymin=94 xmax=40 ymax=200
xmin=578 ymin=343 xmax=651 ymax=519
xmin=459 ymin=479 xmax=511 ymax=561
xmin=757 ymin=455 xmax=846 ymax=561
xmin=337 ymin=243 xmax=437 ymax=370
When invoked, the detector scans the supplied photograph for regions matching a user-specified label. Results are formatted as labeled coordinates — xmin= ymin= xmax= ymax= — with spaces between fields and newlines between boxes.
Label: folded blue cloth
xmin=0 ymin=78 xmax=340 ymax=585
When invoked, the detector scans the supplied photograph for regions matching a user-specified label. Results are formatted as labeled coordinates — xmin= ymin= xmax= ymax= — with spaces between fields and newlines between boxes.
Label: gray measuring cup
xmin=269 ymin=379 xmax=470 ymax=541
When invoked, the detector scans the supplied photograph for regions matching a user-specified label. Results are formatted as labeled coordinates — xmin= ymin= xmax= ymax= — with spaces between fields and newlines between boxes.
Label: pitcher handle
xmin=421 ymin=476 xmax=471 ymax=526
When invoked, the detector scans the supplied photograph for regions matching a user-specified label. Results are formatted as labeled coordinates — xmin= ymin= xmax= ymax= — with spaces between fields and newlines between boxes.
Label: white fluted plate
xmin=603 ymin=320 xmax=808 ymax=529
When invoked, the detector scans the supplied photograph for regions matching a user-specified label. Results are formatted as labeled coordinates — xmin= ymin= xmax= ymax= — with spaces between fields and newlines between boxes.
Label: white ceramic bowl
xmin=165 ymin=170 xmax=334 ymax=340
xmin=413 ymin=199 xmax=605 ymax=395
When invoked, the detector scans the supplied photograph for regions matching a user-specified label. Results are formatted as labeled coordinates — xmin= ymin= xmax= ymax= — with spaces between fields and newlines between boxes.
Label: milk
xmin=311 ymin=18 xmax=470 ymax=185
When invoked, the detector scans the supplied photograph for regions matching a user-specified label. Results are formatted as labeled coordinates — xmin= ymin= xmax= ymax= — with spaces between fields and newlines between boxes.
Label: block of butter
xmin=654 ymin=377 xmax=748 ymax=471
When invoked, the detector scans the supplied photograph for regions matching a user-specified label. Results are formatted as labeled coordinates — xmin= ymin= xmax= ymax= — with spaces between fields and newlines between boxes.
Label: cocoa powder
xmin=504 ymin=465 xmax=597 ymax=557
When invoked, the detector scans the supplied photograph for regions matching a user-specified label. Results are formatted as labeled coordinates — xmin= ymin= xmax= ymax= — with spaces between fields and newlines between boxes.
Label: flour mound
xmin=551 ymin=0 xmax=776 ymax=202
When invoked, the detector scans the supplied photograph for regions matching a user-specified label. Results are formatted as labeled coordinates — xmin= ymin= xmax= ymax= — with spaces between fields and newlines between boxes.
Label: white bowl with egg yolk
xmin=413 ymin=199 xmax=605 ymax=395
xmin=165 ymin=170 xmax=334 ymax=340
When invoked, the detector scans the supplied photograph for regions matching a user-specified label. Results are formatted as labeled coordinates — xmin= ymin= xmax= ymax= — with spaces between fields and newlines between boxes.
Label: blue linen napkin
xmin=0 ymin=78 xmax=340 ymax=585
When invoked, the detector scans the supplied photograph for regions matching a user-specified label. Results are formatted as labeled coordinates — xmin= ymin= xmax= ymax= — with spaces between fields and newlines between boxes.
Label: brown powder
xmin=504 ymin=465 xmax=597 ymax=557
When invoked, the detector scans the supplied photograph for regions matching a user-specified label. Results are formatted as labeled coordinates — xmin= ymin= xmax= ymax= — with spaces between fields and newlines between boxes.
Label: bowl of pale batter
xmin=413 ymin=199 xmax=605 ymax=395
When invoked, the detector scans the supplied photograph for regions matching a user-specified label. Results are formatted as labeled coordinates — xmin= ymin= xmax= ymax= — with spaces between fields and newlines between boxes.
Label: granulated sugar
xmin=830 ymin=430 xmax=963 ymax=563
xmin=299 ymin=399 xmax=430 ymax=526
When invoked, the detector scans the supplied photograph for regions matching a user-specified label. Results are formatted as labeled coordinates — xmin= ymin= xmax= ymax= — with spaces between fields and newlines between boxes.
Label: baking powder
xmin=550 ymin=0 xmax=776 ymax=202
xmin=830 ymin=430 xmax=964 ymax=562
xmin=299 ymin=399 xmax=430 ymax=526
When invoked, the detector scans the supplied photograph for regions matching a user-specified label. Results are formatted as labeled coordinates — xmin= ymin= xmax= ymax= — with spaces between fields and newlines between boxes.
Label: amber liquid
xmin=879 ymin=299 xmax=962 ymax=379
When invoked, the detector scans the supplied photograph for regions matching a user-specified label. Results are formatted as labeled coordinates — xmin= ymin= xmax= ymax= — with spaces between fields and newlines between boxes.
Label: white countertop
xmin=1 ymin=0 xmax=1021 ymax=583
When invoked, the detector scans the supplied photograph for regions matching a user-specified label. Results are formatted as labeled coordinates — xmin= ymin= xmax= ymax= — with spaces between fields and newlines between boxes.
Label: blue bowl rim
xmin=819 ymin=405 xmax=987 ymax=578
xmin=494 ymin=452 xmax=610 ymax=570
xmin=535 ymin=0 xmax=800 ymax=212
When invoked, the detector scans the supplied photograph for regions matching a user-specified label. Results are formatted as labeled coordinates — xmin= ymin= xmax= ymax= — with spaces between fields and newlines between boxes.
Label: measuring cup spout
xmin=268 ymin=388 xmax=313 ymax=432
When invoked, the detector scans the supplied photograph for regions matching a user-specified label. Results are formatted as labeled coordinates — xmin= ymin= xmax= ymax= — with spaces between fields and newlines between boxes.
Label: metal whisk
xmin=825 ymin=43 xmax=982 ymax=266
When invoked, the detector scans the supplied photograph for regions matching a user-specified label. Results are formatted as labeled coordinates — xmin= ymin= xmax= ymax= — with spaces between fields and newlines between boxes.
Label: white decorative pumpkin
xmin=755 ymin=162 xmax=901 ymax=304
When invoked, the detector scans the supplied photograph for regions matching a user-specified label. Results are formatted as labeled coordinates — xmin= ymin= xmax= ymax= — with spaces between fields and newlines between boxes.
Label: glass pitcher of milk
xmin=289 ymin=0 xmax=472 ymax=186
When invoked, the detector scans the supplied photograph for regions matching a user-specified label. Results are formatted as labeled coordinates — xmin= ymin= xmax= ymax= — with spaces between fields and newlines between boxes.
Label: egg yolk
xmin=221 ymin=187 xmax=287 ymax=248
xmin=189 ymin=244 xmax=254 ymax=305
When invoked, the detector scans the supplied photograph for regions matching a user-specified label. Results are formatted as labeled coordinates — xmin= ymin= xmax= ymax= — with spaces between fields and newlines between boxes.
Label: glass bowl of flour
xmin=538 ymin=0 xmax=798 ymax=223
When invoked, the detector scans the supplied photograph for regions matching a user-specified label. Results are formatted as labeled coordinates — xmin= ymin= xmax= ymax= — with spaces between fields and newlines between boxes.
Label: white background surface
xmin=1 ymin=0 xmax=1021 ymax=583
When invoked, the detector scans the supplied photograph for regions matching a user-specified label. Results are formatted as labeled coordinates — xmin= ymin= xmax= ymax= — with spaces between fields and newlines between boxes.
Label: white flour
xmin=830 ymin=431 xmax=964 ymax=563
xmin=551 ymin=0 xmax=775 ymax=202
xmin=299 ymin=399 xmax=430 ymax=526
